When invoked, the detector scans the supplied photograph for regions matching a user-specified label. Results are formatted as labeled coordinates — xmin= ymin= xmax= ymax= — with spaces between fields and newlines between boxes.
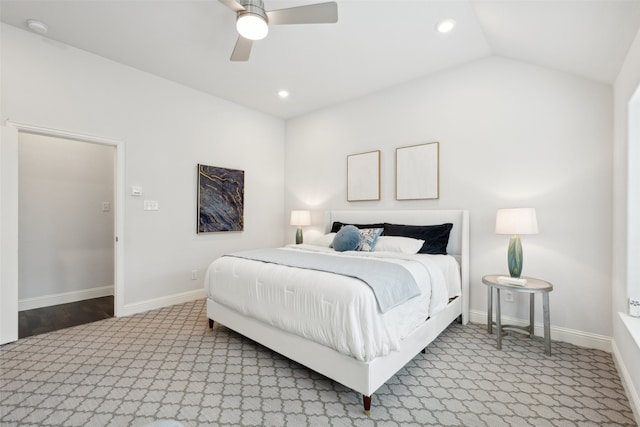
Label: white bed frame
xmin=207 ymin=209 xmax=469 ymax=413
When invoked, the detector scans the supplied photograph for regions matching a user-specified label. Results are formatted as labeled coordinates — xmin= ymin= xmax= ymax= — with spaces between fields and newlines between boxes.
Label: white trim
xmin=18 ymin=286 xmax=114 ymax=311
xmin=612 ymin=337 xmax=640 ymax=425
xmin=469 ymin=309 xmax=612 ymax=352
xmin=114 ymin=132 xmax=125 ymax=317
xmin=1 ymin=125 xmax=19 ymax=344
xmin=5 ymin=120 xmax=125 ymax=318
xmin=620 ymin=307 xmax=640 ymax=349
xmin=120 ymin=288 xmax=206 ymax=317
xmin=627 ymin=90 xmax=640 ymax=300
xmin=4 ymin=121 xmax=122 ymax=146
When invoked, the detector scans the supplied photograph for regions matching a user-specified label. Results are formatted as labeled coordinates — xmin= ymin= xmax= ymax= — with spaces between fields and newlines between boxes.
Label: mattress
xmin=204 ymin=244 xmax=461 ymax=362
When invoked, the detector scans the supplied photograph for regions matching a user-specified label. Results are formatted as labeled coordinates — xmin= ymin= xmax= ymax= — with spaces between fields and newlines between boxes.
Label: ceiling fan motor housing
xmin=237 ymin=0 xmax=268 ymax=24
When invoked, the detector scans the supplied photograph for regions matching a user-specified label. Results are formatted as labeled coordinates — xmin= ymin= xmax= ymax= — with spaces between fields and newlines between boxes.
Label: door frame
xmin=628 ymin=86 xmax=640 ymax=300
xmin=3 ymin=121 xmax=125 ymax=338
xmin=1 ymin=125 xmax=19 ymax=344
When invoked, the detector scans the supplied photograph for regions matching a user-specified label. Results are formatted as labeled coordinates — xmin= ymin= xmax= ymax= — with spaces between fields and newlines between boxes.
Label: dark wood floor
xmin=18 ymin=296 xmax=114 ymax=339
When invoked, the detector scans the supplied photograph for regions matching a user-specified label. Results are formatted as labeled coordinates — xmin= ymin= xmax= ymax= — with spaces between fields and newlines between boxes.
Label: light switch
xmin=143 ymin=200 xmax=159 ymax=211
xmin=102 ymin=202 xmax=110 ymax=212
xmin=131 ymin=186 xmax=142 ymax=196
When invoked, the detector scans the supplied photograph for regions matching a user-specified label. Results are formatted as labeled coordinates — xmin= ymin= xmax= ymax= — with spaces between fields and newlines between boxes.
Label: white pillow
xmin=307 ymin=233 xmax=336 ymax=247
xmin=374 ymin=236 xmax=425 ymax=254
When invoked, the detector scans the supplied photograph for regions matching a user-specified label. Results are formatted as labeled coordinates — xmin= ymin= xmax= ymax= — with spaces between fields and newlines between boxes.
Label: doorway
xmin=0 ymin=122 xmax=124 ymax=344
xmin=18 ymin=132 xmax=115 ymax=336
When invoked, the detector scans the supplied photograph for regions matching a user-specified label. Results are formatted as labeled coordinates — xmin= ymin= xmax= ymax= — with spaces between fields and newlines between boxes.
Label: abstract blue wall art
xmin=197 ymin=164 xmax=244 ymax=233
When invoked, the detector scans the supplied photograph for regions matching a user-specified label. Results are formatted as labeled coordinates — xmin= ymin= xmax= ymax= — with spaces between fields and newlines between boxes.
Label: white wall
xmin=1 ymin=24 xmax=285 ymax=310
xmin=285 ymin=56 xmax=613 ymax=340
xmin=18 ymin=133 xmax=114 ymax=300
xmin=613 ymin=23 xmax=640 ymax=420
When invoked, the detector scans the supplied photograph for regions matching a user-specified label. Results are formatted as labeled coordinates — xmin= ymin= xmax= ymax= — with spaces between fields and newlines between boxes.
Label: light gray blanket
xmin=226 ymin=248 xmax=421 ymax=313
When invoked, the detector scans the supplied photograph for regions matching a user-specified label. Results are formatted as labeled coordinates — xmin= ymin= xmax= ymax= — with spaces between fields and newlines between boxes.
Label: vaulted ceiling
xmin=2 ymin=0 xmax=640 ymax=119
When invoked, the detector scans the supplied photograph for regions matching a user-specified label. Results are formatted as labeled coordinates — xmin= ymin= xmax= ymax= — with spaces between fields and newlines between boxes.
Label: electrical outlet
xmin=191 ymin=269 xmax=198 ymax=280
xmin=505 ymin=291 xmax=514 ymax=302
xmin=630 ymin=298 xmax=640 ymax=317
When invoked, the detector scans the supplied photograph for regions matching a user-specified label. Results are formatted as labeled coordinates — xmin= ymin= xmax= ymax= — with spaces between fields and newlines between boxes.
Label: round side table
xmin=482 ymin=274 xmax=553 ymax=356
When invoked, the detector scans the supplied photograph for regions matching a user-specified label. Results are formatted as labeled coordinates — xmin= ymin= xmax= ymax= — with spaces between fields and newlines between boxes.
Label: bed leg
xmin=363 ymin=395 xmax=371 ymax=416
xmin=421 ymin=348 xmax=426 ymax=354
xmin=208 ymin=319 xmax=214 ymax=328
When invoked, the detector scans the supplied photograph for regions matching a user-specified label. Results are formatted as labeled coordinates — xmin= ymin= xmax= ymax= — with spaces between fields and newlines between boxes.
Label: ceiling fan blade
xmin=219 ymin=0 xmax=245 ymax=13
xmin=230 ymin=36 xmax=253 ymax=61
xmin=267 ymin=2 xmax=338 ymax=25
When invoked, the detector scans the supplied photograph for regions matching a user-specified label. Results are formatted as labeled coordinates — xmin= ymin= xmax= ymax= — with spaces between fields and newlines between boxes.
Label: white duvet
xmin=204 ymin=244 xmax=460 ymax=362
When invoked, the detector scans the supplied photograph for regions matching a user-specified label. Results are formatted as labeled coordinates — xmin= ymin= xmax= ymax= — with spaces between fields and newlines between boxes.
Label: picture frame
xmin=197 ymin=164 xmax=244 ymax=233
xmin=396 ymin=142 xmax=439 ymax=200
xmin=347 ymin=150 xmax=381 ymax=201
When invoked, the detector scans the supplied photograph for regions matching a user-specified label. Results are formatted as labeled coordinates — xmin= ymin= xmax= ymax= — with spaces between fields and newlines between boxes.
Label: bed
xmin=205 ymin=209 xmax=469 ymax=414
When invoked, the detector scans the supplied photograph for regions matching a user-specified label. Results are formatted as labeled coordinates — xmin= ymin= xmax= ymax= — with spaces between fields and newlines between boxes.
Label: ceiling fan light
xmin=237 ymin=13 xmax=268 ymax=40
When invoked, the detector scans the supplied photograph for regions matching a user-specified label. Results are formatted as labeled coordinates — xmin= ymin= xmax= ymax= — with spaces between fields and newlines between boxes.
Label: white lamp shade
xmin=495 ymin=208 xmax=539 ymax=235
xmin=290 ymin=210 xmax=311 ymax=226
xmin=236 ymin=13 xmax=268 ymax=40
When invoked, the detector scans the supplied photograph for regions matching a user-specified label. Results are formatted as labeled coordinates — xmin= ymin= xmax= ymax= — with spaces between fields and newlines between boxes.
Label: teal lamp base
xmin=507 ymin=235 xmax=523 ymax=278
xmin=295 ymin=226 xmax=303 ymax=244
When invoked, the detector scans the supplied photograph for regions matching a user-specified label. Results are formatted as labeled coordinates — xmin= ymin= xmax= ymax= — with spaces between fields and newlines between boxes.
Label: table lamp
xmin=290 ymin=210 xmax=311 ymax=244
xmin=495 ymin=208 xmax=539 ymax=278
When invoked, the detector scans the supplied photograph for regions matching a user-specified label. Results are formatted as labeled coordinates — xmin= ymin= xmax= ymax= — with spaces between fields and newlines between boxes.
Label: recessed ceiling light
xmin=278 ymin=90 xmax=289 ymax=99
xmin=436 ymin=19 xmax=456 ymax=34
xmin=27 ymin=19 xmax=48 ymax=34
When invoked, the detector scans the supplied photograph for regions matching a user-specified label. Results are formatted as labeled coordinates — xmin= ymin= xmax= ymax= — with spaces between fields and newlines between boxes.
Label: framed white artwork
xmin=347 ymin=150 xmax=380 ymax=201
xmin=396 ymin=142 xmax=439 ymax=200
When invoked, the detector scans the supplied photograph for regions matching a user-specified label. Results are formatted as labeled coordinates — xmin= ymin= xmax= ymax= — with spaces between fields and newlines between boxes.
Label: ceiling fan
xmin=219 ymin=0 xmax=338 ymax=61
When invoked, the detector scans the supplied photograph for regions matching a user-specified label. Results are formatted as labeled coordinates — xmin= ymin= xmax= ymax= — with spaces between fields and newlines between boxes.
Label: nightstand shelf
xmin=482 ymin=274 xmax=553 ymax=356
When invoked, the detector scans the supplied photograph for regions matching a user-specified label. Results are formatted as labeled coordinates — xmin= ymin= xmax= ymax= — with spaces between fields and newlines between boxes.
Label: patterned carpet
xmin=0 ymin=299 xmax=636 ymax=426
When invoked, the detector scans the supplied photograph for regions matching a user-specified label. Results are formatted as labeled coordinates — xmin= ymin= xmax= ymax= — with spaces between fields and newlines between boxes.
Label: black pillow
xmin=330 ymin=221 xmax=385 ymax=233
xmin=383 ymin=223 xmax=453 ymax=255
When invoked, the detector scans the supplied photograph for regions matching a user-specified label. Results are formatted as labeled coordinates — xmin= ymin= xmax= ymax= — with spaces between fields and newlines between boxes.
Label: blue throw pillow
xmin=332 ymin=225 xmax=361 ymax=252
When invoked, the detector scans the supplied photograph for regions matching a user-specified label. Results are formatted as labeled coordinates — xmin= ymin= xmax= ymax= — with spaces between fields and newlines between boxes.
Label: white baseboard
xmin=612 ymin=338 xmax=640 ymax=425
xmin=19 ymin=285 xmax=114 ymax=311
xmin=469 ymin=309 xmax=612 ymax=352
xmin=119 ymin=288 xmax=206 ymax=317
